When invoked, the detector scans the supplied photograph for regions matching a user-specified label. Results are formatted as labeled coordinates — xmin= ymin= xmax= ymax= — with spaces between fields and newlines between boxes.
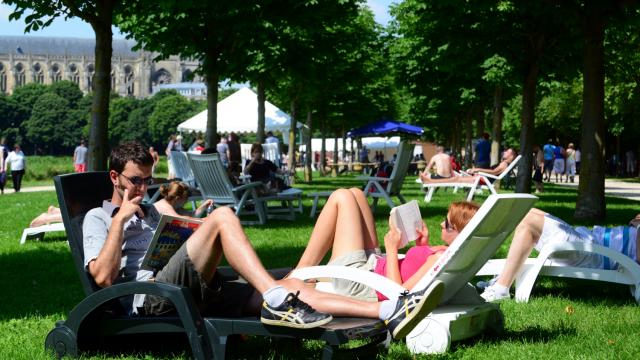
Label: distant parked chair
xmin=20 ymin=222 xmax=65 ymax=245
xmin=358 ymin=141 xmax=415 ymax=211
xmin=187 ymin=153 xmax=267 ymax=225
xmin=165 ymin=151 xmax=201 ymax=208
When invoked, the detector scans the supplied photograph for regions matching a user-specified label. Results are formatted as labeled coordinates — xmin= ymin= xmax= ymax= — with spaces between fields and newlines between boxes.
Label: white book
xmin=389 ymin=200 xmax=422 ymax=248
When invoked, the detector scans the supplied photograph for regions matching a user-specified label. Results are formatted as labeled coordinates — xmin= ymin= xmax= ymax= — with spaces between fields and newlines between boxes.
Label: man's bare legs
xmin=493 ymin=209 xmax=545 ymax=288
xmin=295 ymin=188 xmax=376 ymax=269
xmin=186 ymin=206 xmax=278 ymax=293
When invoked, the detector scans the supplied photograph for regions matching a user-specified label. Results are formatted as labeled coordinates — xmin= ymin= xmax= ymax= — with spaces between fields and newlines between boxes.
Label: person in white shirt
xmin=265 ymin=131 xmax=279 ymax=145
xmin=5 ymin=144 xmax=26 ymax=192
xmin=0 ymin=144 xmax=5 ymax=195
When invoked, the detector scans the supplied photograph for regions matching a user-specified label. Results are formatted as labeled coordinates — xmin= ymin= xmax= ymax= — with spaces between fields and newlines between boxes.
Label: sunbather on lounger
xmin=83 ymin=141 xmax=441 ymax=338
xmin=454 ymin=148 xmax=517 ymax=184
xmin=294 ymin=187 xmax=479 ymax=301
xmin=419 ymin=145 xmax=454 ymax=183
xmin=152 ymin=181 xmax=213 ymax=219
xmin=30 ymin=206 xmax=62 ymax=227
xmin=480 ymin=209 xmax=640 ymax=301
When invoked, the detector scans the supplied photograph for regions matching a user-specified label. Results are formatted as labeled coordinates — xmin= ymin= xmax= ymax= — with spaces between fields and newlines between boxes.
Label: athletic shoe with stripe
xmin=385 ymin=280 xmax=445 ymax=340
xmin=260 ymin=291 xmax=333 ymax=329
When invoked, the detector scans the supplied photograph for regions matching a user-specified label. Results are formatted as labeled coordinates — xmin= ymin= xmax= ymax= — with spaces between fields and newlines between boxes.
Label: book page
xmin=390 ymin=200 xmax=422 ymax=248
xmin=141 ymin=215 xmax=202 ymax=272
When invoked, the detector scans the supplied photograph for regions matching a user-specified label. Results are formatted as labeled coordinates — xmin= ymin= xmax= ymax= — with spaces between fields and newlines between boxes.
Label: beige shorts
xmin=327 ymin=248 xmax=381 ymax=302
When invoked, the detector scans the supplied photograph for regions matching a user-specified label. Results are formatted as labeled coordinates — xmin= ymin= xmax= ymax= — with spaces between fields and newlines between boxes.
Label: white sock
xmin=262 ymin=286 xmax=289 ymax=307
xmin=490 ymin=284 xmax=510 ymax=295
xmin=378 ymin=299 xmax=396 ymax=320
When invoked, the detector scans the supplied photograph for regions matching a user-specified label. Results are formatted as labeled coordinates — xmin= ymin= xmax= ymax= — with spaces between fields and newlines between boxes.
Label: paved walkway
xmin=549 ymin=175 xmax=640 ymax=202
xmin=2 ymin=185 xmax=55 ymax=194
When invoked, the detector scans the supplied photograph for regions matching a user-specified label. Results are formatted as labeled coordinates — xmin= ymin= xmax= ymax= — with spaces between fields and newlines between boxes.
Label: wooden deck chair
xmin=477 ymin=237 xmax=640 ymax=304
xmin=20 ymin=222 xmax=66 ymax=245
xmin=358 ymin=141 xmax=415 ymax=211
xmin=291 ymin=193 xmax=538 ymax=354
xmin=187 ymin=153 xmax=267 ymax=225
xmin=46 ymin=172 xmax=388 ymax=360
xmin=165 ymin=150 xmax=202 ymax=208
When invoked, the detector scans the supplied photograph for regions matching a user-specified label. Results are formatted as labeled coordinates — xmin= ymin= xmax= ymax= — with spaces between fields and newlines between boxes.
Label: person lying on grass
xmin=82 ymin=141 xmax=443 ymax=339
xmin=479 ymin=209 xmax=640 ymax=302
xmin=152 ymin=181 xmax=213 ymax=219
xmin=294 ymin=187 xmax=479 ymax=301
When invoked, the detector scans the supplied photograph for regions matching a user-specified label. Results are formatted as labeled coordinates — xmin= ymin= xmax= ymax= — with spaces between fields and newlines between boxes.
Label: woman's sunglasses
xmin=445 ymin=217 xmax=455 ymax=231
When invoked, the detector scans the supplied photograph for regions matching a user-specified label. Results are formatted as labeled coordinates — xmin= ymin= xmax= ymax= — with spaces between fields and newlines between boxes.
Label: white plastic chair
xmin=477 ymin=238 xmax=640 ymax=303
xmin=20 ymin=223 xmax=66 ymax=245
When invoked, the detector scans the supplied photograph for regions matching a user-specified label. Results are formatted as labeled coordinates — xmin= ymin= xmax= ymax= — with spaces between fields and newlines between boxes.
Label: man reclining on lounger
xmin=479 ymin=209 xmax=640 ymax=301
xmin=83 ymin=141 xmax=442 ymax=338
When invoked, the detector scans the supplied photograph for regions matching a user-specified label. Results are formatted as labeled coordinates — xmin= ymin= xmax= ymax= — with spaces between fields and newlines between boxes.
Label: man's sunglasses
xmin=119 ymin=173 xmax=154 ymax=186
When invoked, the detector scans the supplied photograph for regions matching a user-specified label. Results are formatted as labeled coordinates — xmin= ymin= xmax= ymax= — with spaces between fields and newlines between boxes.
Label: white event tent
xmin=299 ymin=137 xmax=401 ymax=153
xmin=177 ymin=87 xmax=301 ymax=134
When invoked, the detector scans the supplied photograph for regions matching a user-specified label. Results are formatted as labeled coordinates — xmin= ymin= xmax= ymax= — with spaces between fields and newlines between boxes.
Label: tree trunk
xmin=287 ymin=99 xmax=297 ymax=184
xmin=515 ymin=60 xmax=539 ymax=194
xmin=475 ymin=104 xmax=485 ymax=139
xmin=204 ymin=69 xmax=219 ymax=148
xmin=451 ymin=116 xmax=460 ymax=156
xmin=320 ymin=135 xmax=327 ymax=177
xmin=87 ymin=3 xmax=114 ymax=171
xmin=257 ymin=80 xmax=266 ymax=142
xmin=304 ymin=109 xmax=313 ymax=182
xmin=464 ymin=108 xmax=473 ymax=168
xmin=491 ymin=85 xmax=504 ymax=167
xmin=575 ymin=9 xmax=606 ymax=221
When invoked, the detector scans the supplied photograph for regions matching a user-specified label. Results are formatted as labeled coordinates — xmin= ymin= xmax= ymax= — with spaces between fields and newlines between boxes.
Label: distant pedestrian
xmin=0 ymin=137 xmax=8 ymax=160
xmin=149 ymin=146 xmax=160 ymax=176
xmin=626 ymin=149 xmax=637 ymax=177
xmin=474 ymin=132 xmax=491 ymax=169
xmin=575 ymin=148 xmax=581 ymax=174
xmin=73 ymin=140 xmax=88 ymax=173
xmin=5 ymin=144 xmax=26 ymax=193
xmin=265 ymin=131 xmax=279 ymax=145
xmin=565 ymin=143 xmax=576 ymax=183
xmin=165 ymin=134 xmax=181 ymax=179
xmin=227 ymin=132 xmax=242 ymax=176
xmin=542 ymin=139 xmax=555 ymax=182
xmin=216 ymin=135 xmax=229 ymax=167
xmin=552 ymin=141 xmax=566 ymax=182
xmin=532 ymin=145 xmax=544 ymax=193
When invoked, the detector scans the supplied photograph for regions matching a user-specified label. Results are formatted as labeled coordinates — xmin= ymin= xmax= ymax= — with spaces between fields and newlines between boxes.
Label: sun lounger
xmin=20 ymin=222 xmax=66 ymax=245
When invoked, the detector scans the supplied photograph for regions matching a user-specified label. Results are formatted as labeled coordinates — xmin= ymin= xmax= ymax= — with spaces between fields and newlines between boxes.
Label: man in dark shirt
xmin=474 ymin=132 xmax=491 ymax=169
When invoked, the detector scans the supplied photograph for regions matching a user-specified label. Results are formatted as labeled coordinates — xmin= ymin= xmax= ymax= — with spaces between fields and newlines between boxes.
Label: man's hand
xmin=115 ymin=189 xmax=144 ymax=223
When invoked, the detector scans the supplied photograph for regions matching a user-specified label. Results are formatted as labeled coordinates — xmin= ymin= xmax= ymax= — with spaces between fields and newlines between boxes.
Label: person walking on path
xmin=148 ymin=146 xmax=160 ymax=176
xmin=474 ymin=132 xmax=491 ymax=169
xmin=565 ymin=143 xmax=576 ymax=183
xmin=5 ymin=144 xmax=26 ymax=193
xmin=165 ymin=134 xmax=182 ymax=179
xmin=216 ymin=135 xmax=229 ymax=167
xmin=552 ymin=141 xmax=565 ymax=183
xmin=542 ymin=139 xmax=555 ymax=182
xmin=73 ymin=140 xmax=88 ymax=173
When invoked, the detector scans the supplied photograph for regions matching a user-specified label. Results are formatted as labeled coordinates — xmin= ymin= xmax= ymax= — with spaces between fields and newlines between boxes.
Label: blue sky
xmin=0 ymin=1 xmax=395 ymax=39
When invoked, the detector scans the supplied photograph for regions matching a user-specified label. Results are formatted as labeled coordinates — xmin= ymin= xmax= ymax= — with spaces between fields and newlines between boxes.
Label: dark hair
xmin=251 ymin=142 xmax=263 ymax=154
xmin=482 ymin=132 xmax=490 ymax=140
xmin=109 ymin=141 xmax=154 ymax=173
xmin=201 ymin=147 xmax=218 ymax=155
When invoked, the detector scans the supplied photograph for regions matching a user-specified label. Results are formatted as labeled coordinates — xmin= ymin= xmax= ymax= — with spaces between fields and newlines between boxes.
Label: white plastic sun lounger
xmin=477 ymin=239 xmax=640 ymax=304
xmin=291 ymin=193 xmax=538 ymax=353
xmin=20 ymin=222 xmax=66 ymax=245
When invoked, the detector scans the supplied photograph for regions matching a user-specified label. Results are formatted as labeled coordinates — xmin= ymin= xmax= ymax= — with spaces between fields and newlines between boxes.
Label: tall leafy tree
xmin=6 ymin=0 xmax=124 ymax=170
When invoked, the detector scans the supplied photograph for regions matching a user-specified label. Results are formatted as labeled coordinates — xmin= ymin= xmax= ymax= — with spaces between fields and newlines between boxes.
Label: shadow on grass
xmin=0 ymin=243 xmax=84 ymax=320
xmin=527 ymin=278 xmax=637 ymax=306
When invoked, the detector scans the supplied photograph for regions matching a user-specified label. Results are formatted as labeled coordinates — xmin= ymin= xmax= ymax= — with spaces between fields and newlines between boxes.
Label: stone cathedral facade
xmin=0 ymin=35 xmax=202 ymax=98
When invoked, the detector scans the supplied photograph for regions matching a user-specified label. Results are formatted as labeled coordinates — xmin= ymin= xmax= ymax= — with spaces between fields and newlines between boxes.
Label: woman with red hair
xmin=294 ymin=188 xmax=479 ymax=301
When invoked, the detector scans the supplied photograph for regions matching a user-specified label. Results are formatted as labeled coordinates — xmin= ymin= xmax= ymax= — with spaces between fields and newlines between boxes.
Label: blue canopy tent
xmin=347 ymin=119 xmax=424 ymax=138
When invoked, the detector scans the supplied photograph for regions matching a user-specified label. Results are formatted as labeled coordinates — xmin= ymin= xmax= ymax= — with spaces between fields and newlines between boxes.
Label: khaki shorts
xmin=327 ymin=249 xmax=381 ymax=302
xmin=143 ymin=244 xmax=254 ymax=317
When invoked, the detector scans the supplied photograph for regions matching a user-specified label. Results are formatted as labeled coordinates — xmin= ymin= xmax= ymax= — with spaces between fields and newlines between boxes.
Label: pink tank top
xmin=374 ymin=245 xmax=436 ymax=301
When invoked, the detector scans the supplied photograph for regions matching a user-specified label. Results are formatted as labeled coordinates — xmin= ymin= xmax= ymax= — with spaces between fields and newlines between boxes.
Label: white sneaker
xmin=476 ymin=276 xmax=498 ymax=292
xmin=480 ymin=285 xmax=511 ymax=302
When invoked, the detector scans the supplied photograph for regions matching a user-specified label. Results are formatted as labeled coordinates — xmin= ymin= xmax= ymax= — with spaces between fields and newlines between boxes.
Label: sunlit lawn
xmin=1 ymin=173 xmax=639 ymax=359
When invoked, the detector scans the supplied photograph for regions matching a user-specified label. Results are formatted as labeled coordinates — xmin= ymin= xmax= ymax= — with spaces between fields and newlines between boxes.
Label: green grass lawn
xmin=1 ymin=174 xmax=639 ymax=359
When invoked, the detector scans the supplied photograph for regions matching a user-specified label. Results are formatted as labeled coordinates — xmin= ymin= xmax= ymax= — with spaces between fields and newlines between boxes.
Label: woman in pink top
xmin=294 ymin=188 xmax=479 ymax=302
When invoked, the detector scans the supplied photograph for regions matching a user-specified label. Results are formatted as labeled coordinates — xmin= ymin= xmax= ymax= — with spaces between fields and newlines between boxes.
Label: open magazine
xmin=141 ymin=214 xmax=203 ymax=272
xmin=389 ymin=200 xmax=423 ymax=248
